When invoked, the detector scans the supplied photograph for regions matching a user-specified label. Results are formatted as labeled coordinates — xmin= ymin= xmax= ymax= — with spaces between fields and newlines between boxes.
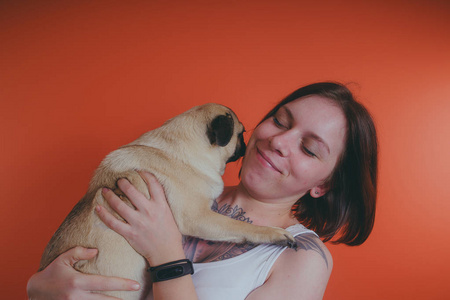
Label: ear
xmin=207 ymin=113 xmax=234 ymax=147
xmin=310 ymin=184 xmax=329 ymax=198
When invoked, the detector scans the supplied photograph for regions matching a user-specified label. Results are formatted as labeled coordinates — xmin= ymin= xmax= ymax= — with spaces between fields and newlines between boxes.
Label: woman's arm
xmin=27 ymin=246 xmax=140 ymax=300
xmin=246 ymin=234 xmax=333 ymax=300
xmin=97 ymin=172 xmax=198 ymax=300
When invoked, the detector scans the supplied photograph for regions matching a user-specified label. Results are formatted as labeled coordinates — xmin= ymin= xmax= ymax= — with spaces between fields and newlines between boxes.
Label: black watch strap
xmin=148 ymin=259 xmax=194 ymax=282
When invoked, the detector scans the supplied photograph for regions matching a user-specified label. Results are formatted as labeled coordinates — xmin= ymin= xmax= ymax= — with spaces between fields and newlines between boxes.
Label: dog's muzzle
xmin=226 ymin=134 xmax=246 ymax=163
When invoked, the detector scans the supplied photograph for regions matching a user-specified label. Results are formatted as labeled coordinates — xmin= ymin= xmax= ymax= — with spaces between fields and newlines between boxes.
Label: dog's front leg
xmin=175 ymin=205 xmax=297 ymax=249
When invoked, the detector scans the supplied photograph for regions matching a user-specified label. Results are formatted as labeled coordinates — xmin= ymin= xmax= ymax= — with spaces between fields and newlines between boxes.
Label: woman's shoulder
xmin=289 ymin=232 xmax=333 ymax=271
xmin=284 ymin=223 xmax=332 ymax=267
xmin=267 ymin=233 xmax=332 ymax=298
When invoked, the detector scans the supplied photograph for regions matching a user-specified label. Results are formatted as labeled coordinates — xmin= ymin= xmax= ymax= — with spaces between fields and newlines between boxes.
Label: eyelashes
xmin=302 ymin=144 xmax=316 ymax=157
xmin=272 ymin=116 xmax=286 ymax=128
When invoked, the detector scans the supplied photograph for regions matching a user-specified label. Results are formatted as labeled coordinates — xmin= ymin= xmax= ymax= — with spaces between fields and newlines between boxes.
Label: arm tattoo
xmin=295 ymin=233 xmax=329 ymax=269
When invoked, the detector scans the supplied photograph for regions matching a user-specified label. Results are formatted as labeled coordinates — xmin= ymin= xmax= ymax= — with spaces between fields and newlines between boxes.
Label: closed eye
xmin=302 ymin=144 xmax=316 ymax=157
xmin=272 ymin=116 xmax=287 ymax=128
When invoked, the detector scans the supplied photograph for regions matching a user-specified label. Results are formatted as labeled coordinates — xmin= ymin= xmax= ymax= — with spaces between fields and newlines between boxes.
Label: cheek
xmin=252 ymin=121 xmax=276 ymax=139
xmin=241 ymin=140 xmax=255 ymax=169
xmin=290 ymin=161 xmax=330 ymax=187
xmin=313 ymin=165 xmax=335 ymax=185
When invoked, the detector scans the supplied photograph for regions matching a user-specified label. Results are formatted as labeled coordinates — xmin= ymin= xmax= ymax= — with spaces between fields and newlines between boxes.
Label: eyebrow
xmin=281 ymin=106 xmax=331 ymax=155
xmin=280 ymin=105 xmax=294 ymax=121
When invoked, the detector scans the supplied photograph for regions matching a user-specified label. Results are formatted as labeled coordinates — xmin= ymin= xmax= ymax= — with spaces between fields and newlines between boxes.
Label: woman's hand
xmin=27 ymin=246 xmax=140 ymax=300
xmin=96 ymin=172 xmax=186 ymax=266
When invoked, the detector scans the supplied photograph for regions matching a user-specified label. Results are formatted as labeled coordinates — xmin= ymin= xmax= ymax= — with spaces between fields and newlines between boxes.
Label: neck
xmin=217 ymin=184 xmax=299 ymax=229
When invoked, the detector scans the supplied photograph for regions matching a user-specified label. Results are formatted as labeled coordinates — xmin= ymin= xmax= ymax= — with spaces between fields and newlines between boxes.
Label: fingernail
xmin=87 ymin=248 xmax=98 ymax=254
xmin=95 ymin=205 xmax=101 ymax=213
xmin=102 ymin=188 xmax=108 ymax=194
xmin=132 ymin=283 xmax=140 ymax=290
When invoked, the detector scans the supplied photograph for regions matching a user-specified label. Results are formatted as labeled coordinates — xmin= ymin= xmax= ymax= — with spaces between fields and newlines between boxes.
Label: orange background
xmin=1 ymin=1 xmax=449 ymax=299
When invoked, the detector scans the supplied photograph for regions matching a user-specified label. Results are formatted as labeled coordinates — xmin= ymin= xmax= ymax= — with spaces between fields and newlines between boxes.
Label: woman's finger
xmin=80 ymin=273 xmax=141 ymax=292
xmin=37 ymin=246 xmax=141 ymax=299
xmin=58 ymin=246 xmax=98 ymax=268
xmin=101 ymin=188 xmax=136 ymax=223
xmin=95 ymin=205 xmax=131 ymax=238
xmin=116 ymin=178 xmax=149 ymax=210
xmin=139 ymin=171 xmax=167 ymax=205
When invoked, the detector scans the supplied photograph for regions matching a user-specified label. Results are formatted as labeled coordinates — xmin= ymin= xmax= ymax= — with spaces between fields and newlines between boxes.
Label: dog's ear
xmin=207 ymin=113 xmax=234 ymax=146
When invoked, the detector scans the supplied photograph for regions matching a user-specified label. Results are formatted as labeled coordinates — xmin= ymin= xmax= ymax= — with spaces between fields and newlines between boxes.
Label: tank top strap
xmin=286 ymin=223 xmax=319 ymax=238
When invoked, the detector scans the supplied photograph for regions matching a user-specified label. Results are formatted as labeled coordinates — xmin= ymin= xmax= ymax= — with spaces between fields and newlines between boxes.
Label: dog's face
xmin=147 ymin=103 xmax=246 ymax=171
xmin=199 ymin=104 xmax=246 ymax=165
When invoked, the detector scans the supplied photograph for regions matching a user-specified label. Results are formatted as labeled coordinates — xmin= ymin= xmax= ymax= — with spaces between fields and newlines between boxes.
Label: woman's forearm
xmin=145 ymin=247 xmax=198 ymax=300
xmin=152 ymin=275 xmax=198 ymax=300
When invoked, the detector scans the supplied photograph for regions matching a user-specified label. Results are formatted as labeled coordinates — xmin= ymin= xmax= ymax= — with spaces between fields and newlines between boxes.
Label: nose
xmin=269 ymin=131 xmax=293 ymax=157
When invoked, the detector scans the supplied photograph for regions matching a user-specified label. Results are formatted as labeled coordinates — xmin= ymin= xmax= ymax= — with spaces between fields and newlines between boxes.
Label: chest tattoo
xmin=183 ymin=199 xmax=329 ymax=268
xmin=183 ymin=199 xmax=256 ymax=263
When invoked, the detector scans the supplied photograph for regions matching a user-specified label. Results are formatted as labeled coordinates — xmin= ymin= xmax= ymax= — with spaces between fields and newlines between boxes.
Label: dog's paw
xmin=272 ymin=232 xmax=298 ymax=250
xmin=252 ymin=227 xmax=297 ymax=250
xmin=277 ymin=233 xmax=298 ymax=250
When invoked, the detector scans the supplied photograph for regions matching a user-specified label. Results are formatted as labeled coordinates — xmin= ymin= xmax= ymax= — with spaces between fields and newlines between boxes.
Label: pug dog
xmin=39 ymin=103 xmax=296 ymax=299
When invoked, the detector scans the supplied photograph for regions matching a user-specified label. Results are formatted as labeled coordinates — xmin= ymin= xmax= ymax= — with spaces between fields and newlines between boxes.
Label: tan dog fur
xmin=39 ymin=103 xmax=295 ymax=299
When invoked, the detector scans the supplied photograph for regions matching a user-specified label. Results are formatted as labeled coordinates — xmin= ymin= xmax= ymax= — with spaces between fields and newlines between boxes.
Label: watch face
xmin=157 ymin=266 xmax=184 ymax=280
xmin=150 ymin=259 xmax=194 ymax=282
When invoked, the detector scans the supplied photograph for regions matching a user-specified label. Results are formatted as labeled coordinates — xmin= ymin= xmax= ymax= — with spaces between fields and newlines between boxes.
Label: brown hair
xmin=259 ymin=82 xmax=378 ymax=246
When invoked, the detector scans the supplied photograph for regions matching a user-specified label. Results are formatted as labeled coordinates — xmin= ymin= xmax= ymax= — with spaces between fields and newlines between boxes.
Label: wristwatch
xmin=148 ymin=259 xmax=194 ymax=282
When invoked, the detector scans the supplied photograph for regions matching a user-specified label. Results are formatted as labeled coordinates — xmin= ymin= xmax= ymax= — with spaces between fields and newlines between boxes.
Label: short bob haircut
xmin=258 ymin=82 xmax=378 ymax=246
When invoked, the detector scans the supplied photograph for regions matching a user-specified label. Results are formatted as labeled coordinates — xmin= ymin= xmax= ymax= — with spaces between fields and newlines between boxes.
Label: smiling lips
xmin=256 ymin=148 xmax=282 ymax=174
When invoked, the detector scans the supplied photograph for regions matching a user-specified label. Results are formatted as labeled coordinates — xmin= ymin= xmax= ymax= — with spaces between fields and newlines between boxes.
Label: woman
xmin=27 ymin=82 xmax=377 ymax=299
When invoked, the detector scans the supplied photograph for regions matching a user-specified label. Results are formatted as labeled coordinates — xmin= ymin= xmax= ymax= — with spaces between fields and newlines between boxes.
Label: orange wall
xmin=1 ymin=1 xmax=449 ymax=298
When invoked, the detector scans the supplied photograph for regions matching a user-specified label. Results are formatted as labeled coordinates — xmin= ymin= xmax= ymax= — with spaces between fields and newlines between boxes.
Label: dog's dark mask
xmin=207 ymin=113 xmax=246 ymax=163
xmin=226 ymin=131 xmax=246 ymax=163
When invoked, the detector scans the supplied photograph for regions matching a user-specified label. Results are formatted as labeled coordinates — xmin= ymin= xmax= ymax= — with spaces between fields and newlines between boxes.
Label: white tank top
xmin=192 ymin=224 xmax=318 ymax=300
